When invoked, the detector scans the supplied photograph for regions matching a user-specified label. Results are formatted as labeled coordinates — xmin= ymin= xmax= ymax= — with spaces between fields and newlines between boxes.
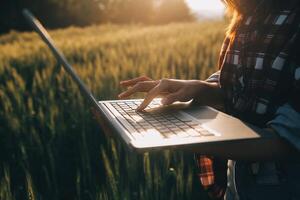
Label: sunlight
xmin=186 ymin=0 xmax=225 ymax=11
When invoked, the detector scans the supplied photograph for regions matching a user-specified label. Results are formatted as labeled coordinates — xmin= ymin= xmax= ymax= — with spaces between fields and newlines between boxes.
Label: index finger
xmin=118 ymin=81 xmax=158 ymax=99
xmin=120 ymin=76 xmax=152 ymax=87
xmin=137 ymin=85 xmax=162 ymax=111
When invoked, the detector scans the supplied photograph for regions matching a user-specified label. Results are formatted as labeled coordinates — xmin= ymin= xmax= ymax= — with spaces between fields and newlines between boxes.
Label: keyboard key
xmin=176 ymin=131 xmax=190 ymax=138
xmin=122 ymin=114 xmax=131 ymax=120
xmin=152 ymin=121 xmax=162 ymax=126
xmin=174 ymin=122 xmax=185 ymax=126
xmin=170 ymin=119 xmax=181 ymax=123
xmin=148 ymin=105 xmax=157 ymax=109
xmin=180 ymin=125 xmax=190 ymax=129
xmin=134 ymin=127 xmax=144 ymax=132
xmin=141 ymin=125 xmax=152 ymax=130
xmin=165 ymin=116 xmax=176 ymax=120
xmin=194 ymin=125 xmax=205 ymax=132
xmin=200 ymin=130 xmax=215 ymax=136
xmin=166 ymin=124 xmax=176 ymax=128
xmin=157 ymin=128 xmax=171 ymax=133
xmin=139 ymin=121 xmax=151 ymax=126
xmin=131 ymin=114 xmax=144 ymax=122
xmin=131 ymin=132 xmax=144 ymax=140
xmin=132 ymin=124 xmax=142 ymax=129
xmin=143 ymin=129 xmax=164 ymax=139
xmin=186 ymin=121 xmax=200 ymax=127
xmin=162 ymin=132 xmax=177 ymax=138
xmin=146 ymin=119 xmax=156 ymax=123
xmin=170 ymin=127 xmax=181 ymax=131
xmin=186 ymin=129 xmax=201 ymax=137
xmin=154 ymin=125 xmax=165 ymax=129
xmin=137 ymin=113 xmax=147 ymax=117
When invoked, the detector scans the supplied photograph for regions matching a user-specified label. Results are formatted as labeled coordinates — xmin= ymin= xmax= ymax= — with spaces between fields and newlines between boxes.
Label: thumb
xmin=161 ymin=91 xmax=183 ymax=105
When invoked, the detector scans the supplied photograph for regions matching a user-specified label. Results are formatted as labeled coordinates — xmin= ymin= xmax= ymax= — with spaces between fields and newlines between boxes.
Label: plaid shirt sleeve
xmin=195 ymin=155 xmax=227 ymax=199
xmin=206 ymin=71 xmax=221 ymax=83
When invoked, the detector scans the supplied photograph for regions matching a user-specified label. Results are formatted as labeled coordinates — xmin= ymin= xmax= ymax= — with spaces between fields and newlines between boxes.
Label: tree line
xmin=0 ymin=0 xmax=195 ymax=33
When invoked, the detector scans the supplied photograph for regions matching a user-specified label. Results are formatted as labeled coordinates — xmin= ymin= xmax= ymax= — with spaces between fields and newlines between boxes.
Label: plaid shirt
xmin=197 ymin=1 xmax=300 ymax=199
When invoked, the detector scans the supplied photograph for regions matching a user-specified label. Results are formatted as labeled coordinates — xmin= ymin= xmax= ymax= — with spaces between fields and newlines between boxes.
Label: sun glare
xmin=186 ymin=0 xmax=225 ymax=11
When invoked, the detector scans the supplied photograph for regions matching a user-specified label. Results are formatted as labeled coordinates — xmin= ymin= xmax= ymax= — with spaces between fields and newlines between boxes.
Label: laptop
xmin=22 ymin=9 xmax=274 ymax=153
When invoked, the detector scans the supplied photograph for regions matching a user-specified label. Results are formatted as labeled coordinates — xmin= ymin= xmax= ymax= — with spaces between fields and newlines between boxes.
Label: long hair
xmin=223 ymin=0 xmax=251 ymax=37
xmin=223 ymin=0 xmax=287 ymax=36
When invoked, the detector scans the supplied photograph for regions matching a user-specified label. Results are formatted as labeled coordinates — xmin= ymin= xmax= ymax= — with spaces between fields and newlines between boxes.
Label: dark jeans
xmin=225 ymin=160 xmax=300 ymax=200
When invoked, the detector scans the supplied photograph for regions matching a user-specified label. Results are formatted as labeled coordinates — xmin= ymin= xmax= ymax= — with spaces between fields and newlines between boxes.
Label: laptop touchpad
xmin=185 ymin=106 xmax=218 ymax=121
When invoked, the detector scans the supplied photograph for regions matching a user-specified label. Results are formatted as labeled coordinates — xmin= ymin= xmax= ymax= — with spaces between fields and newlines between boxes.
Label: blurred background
xmin=0 ymin=0 xmax=225 ymax=33
xmin=0 ymin=0 xmax=227 ymax=199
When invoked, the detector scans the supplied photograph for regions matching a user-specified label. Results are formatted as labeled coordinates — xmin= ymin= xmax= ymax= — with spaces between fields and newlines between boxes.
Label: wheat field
xmin=0 ymin=21 xmax=226 ymax=200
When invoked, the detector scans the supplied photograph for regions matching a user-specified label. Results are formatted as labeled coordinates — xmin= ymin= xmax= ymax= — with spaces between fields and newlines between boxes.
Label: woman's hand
xmin=118 ymin=76 xmax=223 ymax=111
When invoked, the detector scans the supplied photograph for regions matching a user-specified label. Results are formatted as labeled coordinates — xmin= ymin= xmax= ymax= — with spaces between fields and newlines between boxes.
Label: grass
xmin=0 ymin=21 xmax=226 ymax=200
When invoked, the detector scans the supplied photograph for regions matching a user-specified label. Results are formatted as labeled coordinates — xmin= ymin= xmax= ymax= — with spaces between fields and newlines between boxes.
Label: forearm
xmin=198 ymin=128 xmax=300 ymax=161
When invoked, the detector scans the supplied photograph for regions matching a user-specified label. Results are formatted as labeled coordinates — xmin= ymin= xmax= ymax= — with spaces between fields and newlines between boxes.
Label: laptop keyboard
xmin=110 ymin=100 xmax=216 ymax=140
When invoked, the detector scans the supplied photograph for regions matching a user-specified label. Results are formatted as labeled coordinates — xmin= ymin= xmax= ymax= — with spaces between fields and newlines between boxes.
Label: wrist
xmin=193 ymin=80 xmax=224 ymax=108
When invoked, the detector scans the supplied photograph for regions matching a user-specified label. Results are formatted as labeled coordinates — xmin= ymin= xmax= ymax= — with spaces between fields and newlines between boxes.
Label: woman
xmin=118 ymin=0 xmax=300 ymax=199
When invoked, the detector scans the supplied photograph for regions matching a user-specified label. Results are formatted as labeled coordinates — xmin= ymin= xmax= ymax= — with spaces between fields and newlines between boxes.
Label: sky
xmin=186 ymin=0 xmax=225 ymax=12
